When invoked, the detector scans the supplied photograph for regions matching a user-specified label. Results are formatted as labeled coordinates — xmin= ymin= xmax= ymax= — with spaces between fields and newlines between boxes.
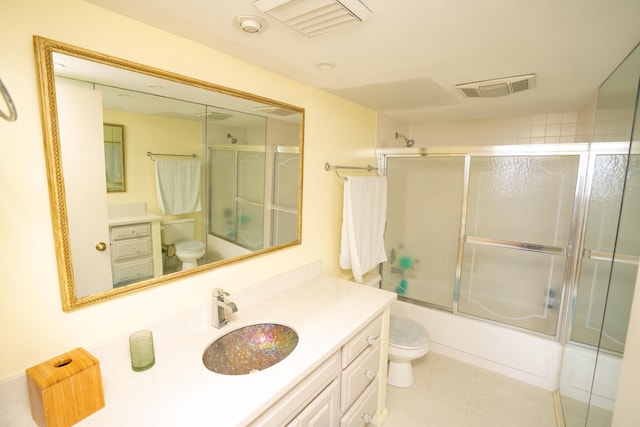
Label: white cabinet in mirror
xmin=34 ymin=36 xmax=304 ymax=311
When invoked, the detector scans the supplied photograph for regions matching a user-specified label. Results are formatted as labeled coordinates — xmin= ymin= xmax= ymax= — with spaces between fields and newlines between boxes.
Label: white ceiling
xmin=85 ymin=0 xmax=640 ymax=124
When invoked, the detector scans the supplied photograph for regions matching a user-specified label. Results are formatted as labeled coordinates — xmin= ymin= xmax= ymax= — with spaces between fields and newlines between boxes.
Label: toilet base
xmin=387 ymin=360 xmax=414 ymax=388
xmin=180 ymin=259 xmax=199 ymax=270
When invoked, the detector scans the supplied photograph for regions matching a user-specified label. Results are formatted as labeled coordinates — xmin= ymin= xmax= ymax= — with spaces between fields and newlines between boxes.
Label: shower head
xmin=395 ymin=132 xmax=415 ymax=147
xmin=227 ymin=133 xmax=238 ymax=144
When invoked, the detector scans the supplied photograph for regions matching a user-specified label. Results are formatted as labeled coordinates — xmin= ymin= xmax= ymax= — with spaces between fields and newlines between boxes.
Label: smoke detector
xmin=253 ymin=0 xmax=372 ymax=37
xmin=234 ymin=15 xmax=268 ymax=34
xmin=455 ymin=74 xmax=536 ymax=98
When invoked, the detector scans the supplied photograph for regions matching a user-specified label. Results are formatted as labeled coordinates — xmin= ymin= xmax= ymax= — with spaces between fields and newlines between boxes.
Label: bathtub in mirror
xmin=34 ymin=36 xmax=304 ymax=311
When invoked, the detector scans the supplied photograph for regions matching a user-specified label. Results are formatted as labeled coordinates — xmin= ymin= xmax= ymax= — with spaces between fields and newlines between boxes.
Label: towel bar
xmin=324 ymin=162 xmax=378 ymax=178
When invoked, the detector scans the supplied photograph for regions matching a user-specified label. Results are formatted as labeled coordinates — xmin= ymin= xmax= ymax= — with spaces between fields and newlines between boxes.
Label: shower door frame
xmin=565 ymin=142 xmax=638 ymax=350
xmin=378 ymin=142 xmax=629 ymax=342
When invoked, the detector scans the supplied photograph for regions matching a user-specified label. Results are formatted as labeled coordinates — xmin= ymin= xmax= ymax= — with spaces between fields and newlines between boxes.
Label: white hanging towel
xmin=154 ymin=159 xmax=202 ymax=215
xmin=340 ymin=175 xmax=388 ymax=282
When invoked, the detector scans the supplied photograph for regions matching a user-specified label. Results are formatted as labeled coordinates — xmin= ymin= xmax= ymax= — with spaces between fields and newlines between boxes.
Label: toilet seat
xmin=175 ymin=240 xmax=205 ymax=254
xmin=387 ymin=316 xmax=430 ymax=388
xmin=389 ymin=316 xmax=429 ymax=350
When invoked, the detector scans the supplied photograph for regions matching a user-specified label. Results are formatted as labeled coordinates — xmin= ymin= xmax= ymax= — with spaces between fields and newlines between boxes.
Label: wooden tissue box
xmin=26 ymin=347 xmax=105 ymax=427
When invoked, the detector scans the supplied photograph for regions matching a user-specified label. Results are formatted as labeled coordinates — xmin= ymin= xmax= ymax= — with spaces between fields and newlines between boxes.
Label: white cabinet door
xmin=56 ymin=82 xmax=113 ymax=297
xmin=296 ymin=380 xmax=340 ymax=427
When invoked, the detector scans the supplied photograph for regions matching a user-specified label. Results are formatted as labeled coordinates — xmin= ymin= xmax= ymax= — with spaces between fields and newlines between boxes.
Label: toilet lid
xmin=175 ymin=240 xmax=205 ymax=253
xmin=389 ymin=316 xmax=429 ymax=349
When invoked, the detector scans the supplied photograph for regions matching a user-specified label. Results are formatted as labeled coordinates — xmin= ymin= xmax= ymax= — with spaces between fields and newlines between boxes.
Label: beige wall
xmin=0 ymin=0 xmax=375 ymax=379
xmin=104 ymin=109 xmax=202 ymax=212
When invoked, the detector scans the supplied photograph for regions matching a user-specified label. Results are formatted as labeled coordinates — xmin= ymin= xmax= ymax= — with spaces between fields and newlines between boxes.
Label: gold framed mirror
xmin=34 ymin=36 xmax=304 ymax=311
xmin=104 ymin=123 xmax=125 ymax=192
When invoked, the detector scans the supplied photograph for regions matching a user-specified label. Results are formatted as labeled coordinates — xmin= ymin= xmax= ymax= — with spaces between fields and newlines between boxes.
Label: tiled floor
xmin=384 ymin=352 xmax=557 ymax=427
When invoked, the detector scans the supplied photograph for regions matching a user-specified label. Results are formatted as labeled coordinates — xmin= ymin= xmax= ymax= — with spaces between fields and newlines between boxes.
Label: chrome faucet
xmin=212 ymin=288 xmax=238 ymax=328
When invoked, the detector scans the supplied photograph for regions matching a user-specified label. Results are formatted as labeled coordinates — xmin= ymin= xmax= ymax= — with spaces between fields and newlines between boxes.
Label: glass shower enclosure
xmin=382 ymin=146 xmax=588 ymax=338
xmin=380 ymin=142 xmax=638 ymax=426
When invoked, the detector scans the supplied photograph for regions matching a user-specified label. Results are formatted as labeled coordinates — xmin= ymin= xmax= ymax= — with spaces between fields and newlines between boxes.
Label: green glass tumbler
xmin=129 ymin=330 xmax=155 ymax=372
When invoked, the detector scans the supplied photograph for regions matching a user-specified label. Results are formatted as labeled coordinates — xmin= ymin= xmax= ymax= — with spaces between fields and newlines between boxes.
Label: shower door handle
xmin=466 ymin=235 xmax=564 ymax=256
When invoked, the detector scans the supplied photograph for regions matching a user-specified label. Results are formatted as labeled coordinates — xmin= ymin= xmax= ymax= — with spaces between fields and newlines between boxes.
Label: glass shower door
xmin=381 ymin=156 xmax=465 ymax=310
xmin=209 ymin=148 xmax=237 ymax=240
xmin=236 ymin=150 xmax=265 ymax=250
xmin=271 ymin=149 xmax=299 ymax=246
xmin=458 ymin=155 xmax=581 ymax=335
xmin=571 ymin=152 xmax=639 ymax=353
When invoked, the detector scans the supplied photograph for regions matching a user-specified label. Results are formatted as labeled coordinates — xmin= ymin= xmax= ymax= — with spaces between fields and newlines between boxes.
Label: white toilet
xmin=387 ymin=315 xmax=430 ymax=388
xmin=161 ymin=218 xmax=206 ymax=271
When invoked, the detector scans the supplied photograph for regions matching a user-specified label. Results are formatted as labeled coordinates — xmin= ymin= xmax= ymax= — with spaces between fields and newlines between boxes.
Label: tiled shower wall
xmin=377 ymin=94 xmax=598 ymax=148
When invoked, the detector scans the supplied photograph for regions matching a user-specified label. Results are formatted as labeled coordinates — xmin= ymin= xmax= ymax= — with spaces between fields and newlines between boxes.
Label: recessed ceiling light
xmin=316 ymin=62 xmax=335 ymax=70
xmin=233 ymin=15 xmax=268 ymax=34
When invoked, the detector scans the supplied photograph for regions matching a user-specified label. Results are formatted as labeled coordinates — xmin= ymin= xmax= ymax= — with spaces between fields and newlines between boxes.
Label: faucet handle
xmin=212 ymin=288 xmax=229 ymax=299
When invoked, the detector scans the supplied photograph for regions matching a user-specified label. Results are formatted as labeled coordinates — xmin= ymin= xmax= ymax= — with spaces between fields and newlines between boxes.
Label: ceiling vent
xmin=195 ymin=111 xmax=233 ymax=120
xmin=455 ymin=74 xmax=536 ymax=98
xmin=253 ymin=106 xmax=297 ymax=116
xmin=253 ymin=0 xmax=372 ymax=37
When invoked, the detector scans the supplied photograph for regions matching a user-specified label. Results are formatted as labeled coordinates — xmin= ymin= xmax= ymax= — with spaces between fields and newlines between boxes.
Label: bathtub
xmin=391 ymin=300 xmax=563 ymax=391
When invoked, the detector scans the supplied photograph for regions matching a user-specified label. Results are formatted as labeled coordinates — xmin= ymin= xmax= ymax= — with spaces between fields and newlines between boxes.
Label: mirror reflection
xmin=35 ymin=37 xmax=304 ymax=310
xmin=103 ymin=123 xmax=125 ymax=192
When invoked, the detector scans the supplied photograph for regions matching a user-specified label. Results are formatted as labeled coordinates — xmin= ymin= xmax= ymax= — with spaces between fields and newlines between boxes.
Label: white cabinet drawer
xmin=111 ymin=237 xmax=152 ymax=261
xmin=341 ymin=315 xmax=382 ymax=369
xmin=110 ymin=222 xmax=151 ymax=240
xmin=340 ymin=380 xmax=378 ymax=427
xmin=340 ymin=343 xmax=380 ymax=412
xmin=112 ymin=257 xmax=154 ymax=284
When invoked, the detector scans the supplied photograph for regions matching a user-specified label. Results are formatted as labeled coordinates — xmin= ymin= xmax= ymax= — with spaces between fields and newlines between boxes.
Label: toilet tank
xmin=161 ymin=218 xmax=195 ymax=244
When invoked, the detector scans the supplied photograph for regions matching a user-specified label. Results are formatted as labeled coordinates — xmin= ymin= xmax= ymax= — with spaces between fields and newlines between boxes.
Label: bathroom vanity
xmin=109 ymin=222 xmax=155 ymax=286
xmin=0 ymin=262 xmax=396 ymax=426
xmin=107 ymin=203 xmax=163 ymax=286
xmin=251 ymin=313 xmax=384 ymax=426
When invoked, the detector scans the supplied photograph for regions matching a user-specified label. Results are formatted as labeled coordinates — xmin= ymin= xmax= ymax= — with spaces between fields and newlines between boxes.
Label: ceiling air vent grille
xmin=196 ymin=111 xmax=233 ymax=120
xmin=253 ymin=0 xmax=372 ymax=37
xmin=253 ymin=106 xmax=297 ymax=116
xmin=455 ymin=74 xmax=536 ymax=98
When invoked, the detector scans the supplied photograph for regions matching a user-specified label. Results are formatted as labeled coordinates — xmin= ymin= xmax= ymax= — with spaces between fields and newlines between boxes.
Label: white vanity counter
xmin=107 ymin=202 xmax=162 ymax=226
xmin=0 ymin=263 xmax=396 ymax=426
xmin=107 ymin=211 xmax=162 ymax=227
xmin=107 ymin=213 xmax=162 ymax=227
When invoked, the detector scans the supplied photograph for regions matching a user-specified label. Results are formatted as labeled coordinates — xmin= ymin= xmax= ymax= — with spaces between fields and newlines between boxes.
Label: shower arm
xmin=395 ymin=132 xmax=415 ymax=147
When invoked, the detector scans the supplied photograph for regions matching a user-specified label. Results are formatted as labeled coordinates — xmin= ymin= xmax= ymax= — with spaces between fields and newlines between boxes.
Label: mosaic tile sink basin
xmin=202 ymin=323 xmax=299 ymax=375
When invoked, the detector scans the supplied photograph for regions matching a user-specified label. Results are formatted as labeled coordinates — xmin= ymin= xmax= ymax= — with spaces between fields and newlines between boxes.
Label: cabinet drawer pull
xmin=365 ymin=335 xmax=376 ymax=345
xmin=364 ymin=369 xmax=374 ymax=379
xmin=362 ymin=413 xmax=372 ymax=423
